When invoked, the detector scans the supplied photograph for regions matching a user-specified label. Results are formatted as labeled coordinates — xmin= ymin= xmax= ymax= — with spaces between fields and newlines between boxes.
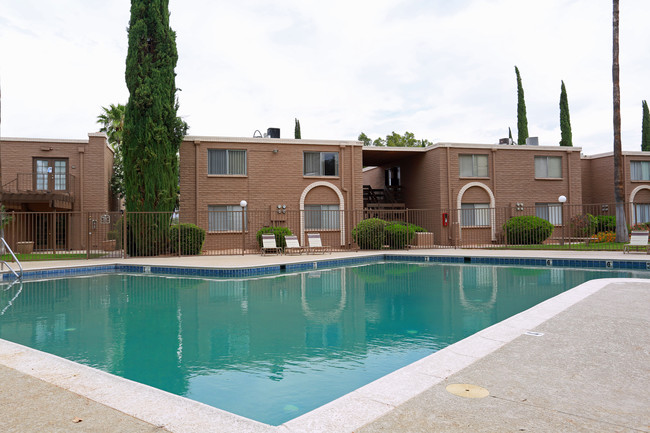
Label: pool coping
xmin=0 ymin=253 xmax=647 ymax=432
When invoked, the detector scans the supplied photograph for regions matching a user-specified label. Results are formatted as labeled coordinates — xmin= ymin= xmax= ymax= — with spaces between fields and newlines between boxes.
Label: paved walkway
xmin=1 ymin=250 xmax=648 ymax=432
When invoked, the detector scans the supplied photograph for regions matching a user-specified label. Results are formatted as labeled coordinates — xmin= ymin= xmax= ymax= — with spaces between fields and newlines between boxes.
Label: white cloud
xmin=0 ymin=0 xmax=648 ymax=155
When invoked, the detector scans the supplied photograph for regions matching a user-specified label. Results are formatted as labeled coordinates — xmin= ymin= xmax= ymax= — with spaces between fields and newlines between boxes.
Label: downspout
xmin=446 ymin=145 xmax=452 ymax=243
xmin=340 ymin=143 xmax=349 ymax=247
xmin=79 ymin=147 xmax=85 ymax=249
xmin=194 ymin=140 xmax=200 ymax=225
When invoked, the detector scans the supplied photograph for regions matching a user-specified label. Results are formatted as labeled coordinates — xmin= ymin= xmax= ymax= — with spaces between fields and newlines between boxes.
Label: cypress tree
xmin=123 ymin=0 xmax=187 ymax=254
xmin=559 ymin=81 xmax=573 ymax=147
xmin=515 ymin=66 xmax=529 ymax=145
xmin=642 ymin=100 xmax=650 ymax=151
xmin=294 ymin=118 xmax=301 ymax=139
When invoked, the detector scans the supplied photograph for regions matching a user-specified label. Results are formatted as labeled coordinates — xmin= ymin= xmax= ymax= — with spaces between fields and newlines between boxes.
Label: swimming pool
xmin=0 ymin=261 xmax=647 ymax=425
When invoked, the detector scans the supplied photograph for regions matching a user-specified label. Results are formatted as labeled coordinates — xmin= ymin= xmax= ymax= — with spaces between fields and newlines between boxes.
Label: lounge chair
xmin=624 ymin=230 xmax=649 ymax=254
xmin=307 ymin=233 xmax=331 ymax=254
xmin=284 ymin=235 xmax=307 ymax=255
xmin=261 ymin=234 xmax=283 ymax=256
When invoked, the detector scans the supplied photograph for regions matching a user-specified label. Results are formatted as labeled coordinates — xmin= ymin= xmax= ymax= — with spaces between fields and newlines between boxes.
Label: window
xmin=535 ymin=156 xmax=562 ymax=178
xmin=634 ymin=204 xmax=650 ymax=223
xmin=460 ymin=203 xmax=490 ymax=227
xmin=208 ymin=205 xmax=247 ymax=231
xmin=630 ymin=161 xmax=650 ymax=180
xmin=34 ymin=158 xmax=67 ymax=191
xmin=536 ymin=203 xmax=562 ymax=225
xmin=208 ymin=149 xmax=246 ymax=175
xmin=304 ymin=152 xmax=339 ymax=176
xmin=459 ymin=155 xmax=488 ymax=177
xmin=305 ymin=204 xmax=340 ymax=230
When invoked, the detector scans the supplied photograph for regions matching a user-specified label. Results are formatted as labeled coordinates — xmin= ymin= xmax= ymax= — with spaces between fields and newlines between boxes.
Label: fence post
xmin=178 ymin=212 xmax=182 ymax=257
xmin=122 ymin=210 xmax=127 ymax=259
xmin=86 ymin=213 xmax=91 ymax=260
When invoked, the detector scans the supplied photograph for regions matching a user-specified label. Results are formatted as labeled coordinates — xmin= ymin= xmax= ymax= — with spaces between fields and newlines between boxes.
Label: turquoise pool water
xmin=0 ymin=262 xmax=646 ymax=425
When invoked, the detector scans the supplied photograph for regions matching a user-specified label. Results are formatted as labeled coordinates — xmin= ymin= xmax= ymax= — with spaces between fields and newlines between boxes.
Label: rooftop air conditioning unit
xmin=498 ymin=138 xmax=513 ymax=145
xmin=266 ymin=128 xmax=280 ymax=138
xmin=526 ymin=137 xmax=539 ymax=146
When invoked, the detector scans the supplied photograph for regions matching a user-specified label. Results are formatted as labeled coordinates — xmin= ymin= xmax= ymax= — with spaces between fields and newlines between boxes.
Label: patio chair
xmin=623 ymin=230 xmax=649 ymax=254
xmin=284 ymin=235 xmax=307 ymax=255
xmin=261 ymin=234 xmax=283 ymax=256
xmin=307 ymin=233 xmax=331 ymax=254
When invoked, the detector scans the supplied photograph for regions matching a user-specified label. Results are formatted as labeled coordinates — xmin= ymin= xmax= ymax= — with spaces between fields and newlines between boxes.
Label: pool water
xmin=0 ymin=262 xmax=645 ymax=425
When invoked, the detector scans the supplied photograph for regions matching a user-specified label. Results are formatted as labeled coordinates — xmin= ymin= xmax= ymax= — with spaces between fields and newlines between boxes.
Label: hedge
xmin=170 ymin=223 xmax=206 ymax=255
xmin=256 ymin=226 xmax=292 ymax=249
xmin=503 ymin=215 xmax=553 ymax=245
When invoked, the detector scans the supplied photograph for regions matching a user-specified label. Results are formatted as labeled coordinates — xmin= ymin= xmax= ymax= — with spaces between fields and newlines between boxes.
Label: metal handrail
xmin=1 ymin=237 xmax=23 ymax=280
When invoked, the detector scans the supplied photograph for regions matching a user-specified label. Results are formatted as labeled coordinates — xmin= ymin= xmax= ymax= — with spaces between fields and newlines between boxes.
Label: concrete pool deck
xmin=1 ymin=249 xmax=649 ymax=432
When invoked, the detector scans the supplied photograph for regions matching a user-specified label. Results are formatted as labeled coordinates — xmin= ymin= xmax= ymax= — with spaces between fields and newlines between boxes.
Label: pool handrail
xmin=1 ymin=237 xmax=23 ymax=280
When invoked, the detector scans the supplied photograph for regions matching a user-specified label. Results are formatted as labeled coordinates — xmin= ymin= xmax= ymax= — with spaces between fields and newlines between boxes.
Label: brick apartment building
xmin=0 ymin=133 xmax=117 ymax=251
xmin=179 ymin=136 xmax=363 ymax=250
xmin=3 ymin=131 xmax=650 ymax=252
xmin=362 ymin=143 xmax=650 ymax=246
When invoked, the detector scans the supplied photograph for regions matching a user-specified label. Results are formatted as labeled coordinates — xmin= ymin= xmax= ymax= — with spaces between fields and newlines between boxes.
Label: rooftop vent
xmin=526 ymin=137 xmax=539 ymax=146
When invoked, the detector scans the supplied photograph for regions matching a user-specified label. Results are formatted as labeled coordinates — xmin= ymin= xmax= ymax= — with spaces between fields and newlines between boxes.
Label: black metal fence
xmin=0 ymin=202 xmax=646 ymax=260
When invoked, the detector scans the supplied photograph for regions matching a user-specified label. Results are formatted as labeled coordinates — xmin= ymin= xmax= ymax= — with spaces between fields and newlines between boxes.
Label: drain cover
xmin=445 ymin=383 xmax=490 ymax=399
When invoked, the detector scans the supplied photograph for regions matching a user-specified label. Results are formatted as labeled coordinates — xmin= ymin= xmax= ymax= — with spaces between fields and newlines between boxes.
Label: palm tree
xmin=97 ymin=104 xmax=126 ymax=199
xmin=97 ymin=104 xmax=125 ymax=152
xmin=612 ymin=0 xmax=628 ymax=242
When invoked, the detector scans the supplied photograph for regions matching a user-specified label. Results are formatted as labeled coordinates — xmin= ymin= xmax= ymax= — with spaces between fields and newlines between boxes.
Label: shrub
xmin=503 ymin=215 xmax=553 ymax=245
xmin=352 ymin=218 xmax=387 ymax=249
xmin=594 ymin=215 xmax=616 ymax=232
xmin=589 ymin=231 xmax=616 ymax=244
xmin=170 ymin=223 xmax=206 ymax=255
xmin=256 ymin=226 xmax=292 ymax=249
xmin=384 ymin=222 xmax=416 ymax=249
xmin=570 ymin=214 xmax=597 ymax=237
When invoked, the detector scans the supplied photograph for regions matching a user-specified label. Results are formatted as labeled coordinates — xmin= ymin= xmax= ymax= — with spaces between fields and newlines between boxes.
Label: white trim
xmin=456 ymin=182 xmax=496 ymax=241
xmin=299 ymin=181 xmax=345 ymax=246
xmin=629 ymin=184 xmax=650 ymax=225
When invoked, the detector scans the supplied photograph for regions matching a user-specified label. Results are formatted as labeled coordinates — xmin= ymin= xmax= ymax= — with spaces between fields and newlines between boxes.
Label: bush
xmin=352 ymin=218 xmax=387 ymax=249
xmin=570 ymin=214 xmax=597 ymax=237
xmin=594 ymin=215 xmax=616 ymax=232
xmin=256 ymin=226 xmax=292 ymax=249
xmin=385 ymin=222 xmax=417 ymax=249
xmin=170 ymin=223 xmax=206 ymax=255
xmin=503 ymin=215 xmax=553 ymax=245
xmin=589 ymin=231 xmax=616 ymax=244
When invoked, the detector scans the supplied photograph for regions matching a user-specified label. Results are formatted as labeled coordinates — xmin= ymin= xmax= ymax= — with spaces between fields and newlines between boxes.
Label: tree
xmin=559 ymin=81 xmax=573 ymax=147
xmin=515 ymin=66 xmax=529 ymax=145
xmin=612 ymin=0 xmax=628 ymax=242
xmin=294 ymin=118 xmax=301 ymax=139
xmin=358 ymin=131 xmax=431 ymax=147
xmin=123 ymin=0 xmax=188 ymax=254
xmin=642 ymin=100 xmax=650 ymax=151
xmin=97 ymin=104 xmax=126 ymax=199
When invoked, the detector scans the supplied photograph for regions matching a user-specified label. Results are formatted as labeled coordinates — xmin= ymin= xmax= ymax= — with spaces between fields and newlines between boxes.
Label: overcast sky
xmin=1 ymin=0 xmax=648 ymax=154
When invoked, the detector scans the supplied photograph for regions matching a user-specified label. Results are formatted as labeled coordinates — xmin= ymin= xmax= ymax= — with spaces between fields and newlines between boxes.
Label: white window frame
xmin=303 ymin=152 xmax=339 ymax=177
xmin=207 ymin=149 xmax=247 ymax=175
xmin=634 ymin=203 xmax=650 ymax=223
xmin=534 ymin=156 xmax=562 ymax=179
xmin=460 ymin=203 xmax=490 ymax=227
xmin=459 ymin=154 xmax=488 ymax=178
xmin=630 ymin=161 xmax=650 ymax=181
xmin=535 ymin=203 xmax=562 ymax=225
xmin=208 ymin=205 xmax=247 ymax=232
xmin=304 ymin=204 xmax=340 ymax=230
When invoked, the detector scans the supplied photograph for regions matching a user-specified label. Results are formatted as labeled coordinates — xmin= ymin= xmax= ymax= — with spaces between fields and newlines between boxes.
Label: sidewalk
xmin=0 ymin=251 xmax=648 ymax=432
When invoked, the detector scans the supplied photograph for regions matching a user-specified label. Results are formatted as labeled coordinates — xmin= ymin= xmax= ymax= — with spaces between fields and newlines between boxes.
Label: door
xmin=34 ymin=159 xmax=68 ymax=192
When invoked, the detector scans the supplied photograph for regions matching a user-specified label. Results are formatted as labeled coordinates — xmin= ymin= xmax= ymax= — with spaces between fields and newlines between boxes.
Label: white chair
xmin=307 ymin=233 xmax=331 ymax=254
xmin=261 ymin=234 xmax=282 ymax=255
xmin=624 ymin=230 xmax=649 ymax=254
xmin=284 ymin=235 xmax=307 ymax=255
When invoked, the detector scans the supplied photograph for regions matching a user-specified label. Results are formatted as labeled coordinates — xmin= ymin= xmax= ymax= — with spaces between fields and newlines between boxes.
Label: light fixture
xmin=558 ymin=195 xmax=567 ymax=203
xmin=240 ymin=200 xmax=247 ymax=208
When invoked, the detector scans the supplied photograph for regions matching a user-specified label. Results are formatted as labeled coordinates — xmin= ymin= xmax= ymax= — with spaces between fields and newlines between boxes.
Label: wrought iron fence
xmin=0 ymin=203 xmax=646 ymax=261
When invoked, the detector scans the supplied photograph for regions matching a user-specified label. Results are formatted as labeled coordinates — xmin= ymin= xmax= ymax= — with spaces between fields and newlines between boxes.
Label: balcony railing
xmin=1 ymin=173 xmax=76 ymax=197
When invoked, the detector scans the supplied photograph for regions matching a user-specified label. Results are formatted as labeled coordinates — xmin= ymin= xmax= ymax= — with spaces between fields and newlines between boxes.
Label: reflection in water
xmin=0 ymin=264 xmax=644 ymax=425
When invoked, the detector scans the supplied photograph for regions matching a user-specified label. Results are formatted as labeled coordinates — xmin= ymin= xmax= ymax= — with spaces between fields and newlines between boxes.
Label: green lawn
xmin=493 ymin=242 xmax=625 ymax=251
xmin=1 ymin=253 xmax=105 ymax=261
